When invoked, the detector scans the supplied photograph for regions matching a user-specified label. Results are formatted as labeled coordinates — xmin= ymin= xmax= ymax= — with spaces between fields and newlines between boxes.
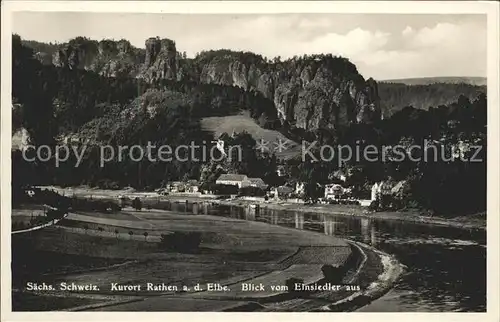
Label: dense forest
xmin=12 ymin=34 xmax=487 ymax=216
xmin=379 ymin=82 xmax=486 ymax=117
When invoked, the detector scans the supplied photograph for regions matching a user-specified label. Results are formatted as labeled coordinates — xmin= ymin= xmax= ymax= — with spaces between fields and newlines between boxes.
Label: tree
xmin=132 ymin=197 xmax=142 ymax=211
xmin=239 ymin=186 xmax=266 ymax=197
xmin=304 ymin=183 xmax=323 ymax=202
xmin=114 ymin=229 xmax=119 ymax=239
xmin=128 ymin=230 xmax=134 ymax=239
xmin=143 ymin=231 xmax=149 ymax=241
xmin=98 ymin=227 xmax=104 ymax=235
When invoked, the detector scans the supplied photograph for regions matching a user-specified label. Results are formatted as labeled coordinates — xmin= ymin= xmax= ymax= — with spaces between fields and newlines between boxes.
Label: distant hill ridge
xmin=380 ymin=77 xmax=487 ymax=86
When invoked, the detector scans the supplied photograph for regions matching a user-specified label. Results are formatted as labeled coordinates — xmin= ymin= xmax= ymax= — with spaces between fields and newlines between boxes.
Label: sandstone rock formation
xmin=142 ymin=37 xmax=178 ymax=81
xmin=28 ymin=36 xmax=382 ymax=130
xmin=193 ymin=51 xmax=381 ymax=130
xmin=51 ymin=37 xmax=144 ymax=77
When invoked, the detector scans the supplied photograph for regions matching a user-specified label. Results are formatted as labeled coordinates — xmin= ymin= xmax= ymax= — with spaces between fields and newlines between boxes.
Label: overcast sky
xmin=12 ymin=12 xmax=486 ymax=80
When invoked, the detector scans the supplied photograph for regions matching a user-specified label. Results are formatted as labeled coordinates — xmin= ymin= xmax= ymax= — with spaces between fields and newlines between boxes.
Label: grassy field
xmin=74 ymin=210 xmax=143 ymax=221
xmin=63 ymin=213 xmax=154 ymax=230
xmin=12 ymin=292 xmax=102 ymax=311
xmin=279 ymin=246 xmax=352 ymax=267
xmin=12 ymin=205 xmax=48 ymax=223
xmin=51 ymin=259 xmax=275 ymax=296
xmin=12 ymin=215 xmax=36 ymax=225
xmin=200 ymin=112 xmax=293 ymax=146
xmin=200 ymin=112 xmax=301 ymax=159
xmin=12 ymin=204 xmax=355 ymax=311
xmin=92 ymin=296 xmax=260 ymax=311
xmin=13 ymin=226 xmax=158 ymax=259
xmin=187 ymin=263 xmax=326 ymax=300
xmin=11 ymin=247 xmax=129 ymax=283
xmin=60 ymin=209 xmax=349 ymax=250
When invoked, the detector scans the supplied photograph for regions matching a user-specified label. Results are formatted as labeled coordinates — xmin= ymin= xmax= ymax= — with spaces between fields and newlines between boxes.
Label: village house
xmin=272 ymin=185 xmax=294 ymax=199
xmin=216 ymin=174 xmax=250 ymax=188
xmin=295 ymin=182 xmax=305 ymax=196
xmin=371 ymin=182 xmax=381 ymax=202
xmin=324 ymin=183 xmax=345 ymax=200
xmin=167 ymin=181 xmax=185 ymax=193
xmin=390 ymin=180 xmax=408 ymax=199
xmin=276 ymin=166 xmax=287 ymax=177
xmin=371 ymin=180 xmax=408 ymax=205
xmin=371 ymin=181 xmax=396 ymax=201
xmin=330 ymin=169 xmax=347 ymax=182
xmin=452 ymin=140 xmax=473 ymax=159
xmin=185 ymin=180 xmax=199 ymax=193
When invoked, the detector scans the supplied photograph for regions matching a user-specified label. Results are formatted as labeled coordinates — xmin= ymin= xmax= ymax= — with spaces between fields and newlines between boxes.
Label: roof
xmin=376 ymin=181 xmax=396 ymax=195
xmin=217 ymin=174 xmax=248 ymax=182
xmin=326 ymin=184 xmax=344 ymax=191
xmin=391 ymin=180 xmax=407 ymax=194
xmin=333 ymin=169 xmax=346 ymax=177
xmin=248 ymin=178 xmax=265 ymax=184
xmin=277 ymin=186 xmax=294 ymax=194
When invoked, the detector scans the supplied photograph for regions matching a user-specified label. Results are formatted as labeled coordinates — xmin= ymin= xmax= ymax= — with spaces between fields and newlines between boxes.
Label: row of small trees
xmin=80 ymin=224 xmax=202 ymax=253
xmin=82 ymin=224 xmax=150 ymax=241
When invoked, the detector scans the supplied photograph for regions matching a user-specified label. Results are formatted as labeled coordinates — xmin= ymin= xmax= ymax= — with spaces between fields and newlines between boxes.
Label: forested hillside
xmin=378 ymin=82 xmax=486 ymax=117
xmin=13 ymin=34 xmax=487 ymax=216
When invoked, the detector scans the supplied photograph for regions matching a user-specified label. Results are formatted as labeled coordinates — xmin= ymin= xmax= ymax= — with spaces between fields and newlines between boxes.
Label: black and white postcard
xmin=1 ymin=1 xmax=499 ymax=321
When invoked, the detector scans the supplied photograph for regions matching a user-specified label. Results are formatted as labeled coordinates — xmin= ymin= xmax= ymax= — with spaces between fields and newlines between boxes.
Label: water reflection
xmin=371 ymin=225 xmax=378 ymax=247
xmin=295 ymin=213 xmax=304 ymax=230
xmin=323 ymin=214 xmax=335 ymax=236
xmin=361 ymin=218 xmax=370 ymax=243
xmin=162 ymin=200 xmax=486 ymax=312
xmin=245 ymin=206 xmax=256 ymax=221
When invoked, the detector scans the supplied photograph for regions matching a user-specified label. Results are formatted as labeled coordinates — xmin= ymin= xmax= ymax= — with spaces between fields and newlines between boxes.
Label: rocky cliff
xmin=142 ymin=43 xmax=381 ymax=130
xmin=191 ymin=51 xmax=381 ymax=129
xmin=27 ymin=36 xmax=381 ymax=130
xmin=142 ymin=37 xmax=178 ymax=80
xmin=51 ymin=37 xmax=144 ymax=78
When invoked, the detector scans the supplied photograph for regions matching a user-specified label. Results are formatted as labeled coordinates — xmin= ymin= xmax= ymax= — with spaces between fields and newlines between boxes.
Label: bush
xmin=158 ymin=231 xmax=202 ymax=253
xmin=238 ymin=186 xmax=266 ymax=197
xmin=368 ymin=199 xmax=379 ymax=211
xmin=46 ymin=209 xmax=65 ymax=221
xmin=321 ymin=264 xmax=344 ymax=284
xmin=102 ymin=201 xmax=121 ymax=213
xmin=212 ymin=184 xmax=239 ymax=195
xmin=132 ymin=197 xmax=142 ymax=211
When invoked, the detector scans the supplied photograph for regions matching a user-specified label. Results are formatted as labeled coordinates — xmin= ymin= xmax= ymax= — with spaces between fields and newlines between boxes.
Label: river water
xmin=169 ymin=201 xmax=486 ymax=312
